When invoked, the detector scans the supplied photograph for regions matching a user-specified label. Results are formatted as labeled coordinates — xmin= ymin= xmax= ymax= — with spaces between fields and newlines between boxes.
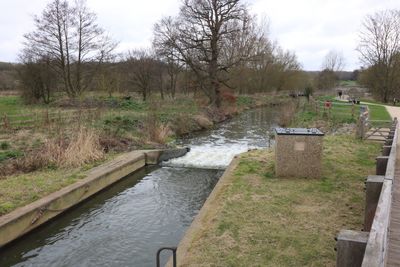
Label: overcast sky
xmin=0 ymin=0 xmax=398 ymax=70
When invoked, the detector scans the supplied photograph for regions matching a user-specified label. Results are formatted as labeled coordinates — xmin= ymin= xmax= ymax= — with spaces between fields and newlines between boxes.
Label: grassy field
xmin=180 ymin=135 xmax=380 ymax=266
xmin=295 ymin=100 xmax=359 ymax=127
xmin=310 ymin=96 xmax=392 ymax=124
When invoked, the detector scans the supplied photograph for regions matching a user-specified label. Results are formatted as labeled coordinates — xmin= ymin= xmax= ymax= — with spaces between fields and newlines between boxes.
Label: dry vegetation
xmin=278 ymin=99 xmax=298 ymax=127
xmin=0 ymin=127 xmax=104 ymax=177
xmin=0 ymin=93 xmax=289 ymax=216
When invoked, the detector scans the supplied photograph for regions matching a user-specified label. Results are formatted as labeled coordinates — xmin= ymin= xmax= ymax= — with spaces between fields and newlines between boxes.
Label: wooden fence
xmin=336 ymin=118 xmax=398 ymax=267
xmin=362 ymin=118 xmax=397 ymax=266
xmin=1 ymin=108 xmax=103 ymax=132
xmin=357 ymin=107 xmax=393 ymax=141
xmin=309 ymin=98 xmax=358 ymax=120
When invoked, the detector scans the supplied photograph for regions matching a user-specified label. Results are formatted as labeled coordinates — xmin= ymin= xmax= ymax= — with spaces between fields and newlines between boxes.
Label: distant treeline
xmin=0 ymin=62 xmax=18 ymax=91
xmin=6 ymin=0 xmax=393 ymax=106
xmin=0 ymin=59 xmax=358 ymax=98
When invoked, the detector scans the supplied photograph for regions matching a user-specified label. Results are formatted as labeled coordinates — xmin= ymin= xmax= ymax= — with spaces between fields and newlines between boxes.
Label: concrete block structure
xmin=275 ymin=128 xmax=324 ymax=178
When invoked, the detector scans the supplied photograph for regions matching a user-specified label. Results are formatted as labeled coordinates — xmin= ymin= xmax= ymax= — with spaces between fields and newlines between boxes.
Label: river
xmin=0 ymin=106 xmax=279 ymax=267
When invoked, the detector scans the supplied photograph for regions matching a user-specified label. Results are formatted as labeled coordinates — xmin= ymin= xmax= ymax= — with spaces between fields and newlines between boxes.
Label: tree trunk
xmin=142 ymin=88 xmax=147 ymax=102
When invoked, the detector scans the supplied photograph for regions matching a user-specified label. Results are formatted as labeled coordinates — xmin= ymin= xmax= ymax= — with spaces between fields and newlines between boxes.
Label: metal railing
xmin=156 ymin=247 xmax=177 ymax=267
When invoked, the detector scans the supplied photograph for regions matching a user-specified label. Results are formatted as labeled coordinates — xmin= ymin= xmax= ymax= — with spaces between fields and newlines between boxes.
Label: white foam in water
xmin=162 ymin=143 xmax=255 ymax=169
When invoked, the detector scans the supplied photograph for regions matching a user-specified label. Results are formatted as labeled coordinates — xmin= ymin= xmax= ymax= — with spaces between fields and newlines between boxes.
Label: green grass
xmin=0 ymin=150 xmax=23 ymax=162
xmin=182 ymin=135 xmax=380 ymax=266
xmin=367 ymin=104 xmax=391 ymax=121
xmin=0 ymin=96 xmax=50 ymax=116
xmin=0 ymin=141 xmax=10 ymax=150
xmin=0 ymin=156 xmax=115 ymax=216
xmin=237 ymin=96 xmax=254 ymax=107
xmin=339 ymin=80 xmax=358 ymax=87
xmin=295 ymin=101 xmax=359 ymax=126
xmin=0 ymin=96 xmax=24 ymax=115
xmin=297 ymin=98 xmax=392 ymax=128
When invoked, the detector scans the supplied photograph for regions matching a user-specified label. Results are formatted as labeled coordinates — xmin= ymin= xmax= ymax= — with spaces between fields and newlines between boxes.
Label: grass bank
xmin=0 ymin=93 xmax=289 ymax=216
xmin=0 ymin=155 xmax=116 ymax=216
xmin=178 ymin=135 xmax=380 ymax=266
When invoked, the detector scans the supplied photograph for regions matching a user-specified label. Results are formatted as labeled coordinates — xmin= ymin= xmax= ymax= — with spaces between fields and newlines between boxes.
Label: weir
xmin=0 ymin=107 xmax=279 ymax=267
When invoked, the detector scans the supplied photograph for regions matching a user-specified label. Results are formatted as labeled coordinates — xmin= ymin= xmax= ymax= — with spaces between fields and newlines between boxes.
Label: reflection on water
xmin=0 ymin=167 xmax=221 ymax=267
xmin=0 ymin=107 xmax=279 ymax=267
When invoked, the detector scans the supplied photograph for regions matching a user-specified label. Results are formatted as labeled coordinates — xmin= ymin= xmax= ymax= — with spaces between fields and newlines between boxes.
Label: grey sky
xmin=0 ymin=0 xmax=398 ymax=70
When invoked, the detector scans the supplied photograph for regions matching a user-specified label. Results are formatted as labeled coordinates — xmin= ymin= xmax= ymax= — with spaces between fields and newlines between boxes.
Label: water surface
xmin=0 ymin=106 xmax=279 ymax=267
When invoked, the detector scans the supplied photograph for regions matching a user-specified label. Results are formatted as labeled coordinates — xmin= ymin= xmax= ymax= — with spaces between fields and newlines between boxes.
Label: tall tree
xmin=22 ymin=0 xmax=116 ymax=98
xmin=153 ymin=17 xmax=183 ymax=99
xmin=316 ymin=50 xmax=345 ymax=90
xmin=357 ymin=9 xmax=400 ymax=102
xmin=154 ymin=0 xmax=254 ymax=107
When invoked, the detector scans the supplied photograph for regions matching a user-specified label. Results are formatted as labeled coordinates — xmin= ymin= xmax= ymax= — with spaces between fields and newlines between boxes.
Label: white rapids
xmin=162 ymin=107 xmax=278 ymax=170
xmin=162 ymin=143 xmax=255 ymax=169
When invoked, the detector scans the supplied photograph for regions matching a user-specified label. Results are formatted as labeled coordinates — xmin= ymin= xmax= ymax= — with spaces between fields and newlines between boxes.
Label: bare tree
xmin=125 ymin=49 xmax=158 ymax=101
xmin=154 ymin=0 xmax=255 ymax=107
xmin=322 ymin=50 xmax=345 ymax=72
xmin=316 ymin=50 xmax=345 ymax=90
xmin=97 ymin=63 xmax=121 ymax=98
xmin=22 ymin=0 xmax=116 ymax=98
xmin=357 ymin=9 xmax=400 ymax=102
xmin=153 ymin=18 xmax=184 ymax=99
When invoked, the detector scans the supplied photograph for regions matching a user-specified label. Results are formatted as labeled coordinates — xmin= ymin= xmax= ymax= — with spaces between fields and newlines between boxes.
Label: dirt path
xmin=385 ymin=105 xmax=400 ymax=121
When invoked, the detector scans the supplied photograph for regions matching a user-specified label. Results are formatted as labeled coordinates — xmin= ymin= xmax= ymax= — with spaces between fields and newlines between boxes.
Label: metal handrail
xmin=156 ymin=247 xmax=177 ymax=267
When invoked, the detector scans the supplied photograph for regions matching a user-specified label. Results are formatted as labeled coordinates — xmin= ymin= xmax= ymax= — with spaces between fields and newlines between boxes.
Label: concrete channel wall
xmin=0 ymin=147 xmax=189 ymax=248
xmin=336 ymin=119 xmax=398 ymax=267
xmin=166 ymin=155 xmax=242 ymax=267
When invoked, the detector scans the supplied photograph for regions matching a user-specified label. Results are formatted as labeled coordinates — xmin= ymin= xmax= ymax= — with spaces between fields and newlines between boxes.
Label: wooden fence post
xmin=356 ymin=115 xmax=364 ymax=139
xmin=336 ymin=230 xmax=369 ymax=267
xmin=2 ymin=114 xmax=10 ymax=130
xmin=364 ymin=175 xmax=384 ymax=231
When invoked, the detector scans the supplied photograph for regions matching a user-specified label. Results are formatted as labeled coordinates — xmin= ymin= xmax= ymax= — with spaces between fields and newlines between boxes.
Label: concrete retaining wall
xmin=166 ymin=155 xmax=241 ymax=267
xmin=0 ymin=147 xmax=189 ymax=248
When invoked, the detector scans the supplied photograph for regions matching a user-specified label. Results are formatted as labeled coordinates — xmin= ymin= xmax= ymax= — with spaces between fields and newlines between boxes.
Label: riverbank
xmin=0 ymin=93 xmax=288 ymax=216
xmin=0 ymin=148 xmax=188 ymax=248
xmin=172 ymin=134 xmax=380 ymax=266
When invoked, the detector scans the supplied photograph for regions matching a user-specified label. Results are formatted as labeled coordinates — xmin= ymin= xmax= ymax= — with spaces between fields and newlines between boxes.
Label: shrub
xmin=142 ymin=113 xmax=172 ymax=144
xmin=237 ymin=96 xmax=253 ymax=106
xmin=103 ymin=116 xmax=141 ymax=136
xmin=0 ymin=150 xmax=23 ymax=162
xmin=0 ymin=141 xmax=10 ymax=150
xmin=119 ymin=99 xmax=147 ymax=111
